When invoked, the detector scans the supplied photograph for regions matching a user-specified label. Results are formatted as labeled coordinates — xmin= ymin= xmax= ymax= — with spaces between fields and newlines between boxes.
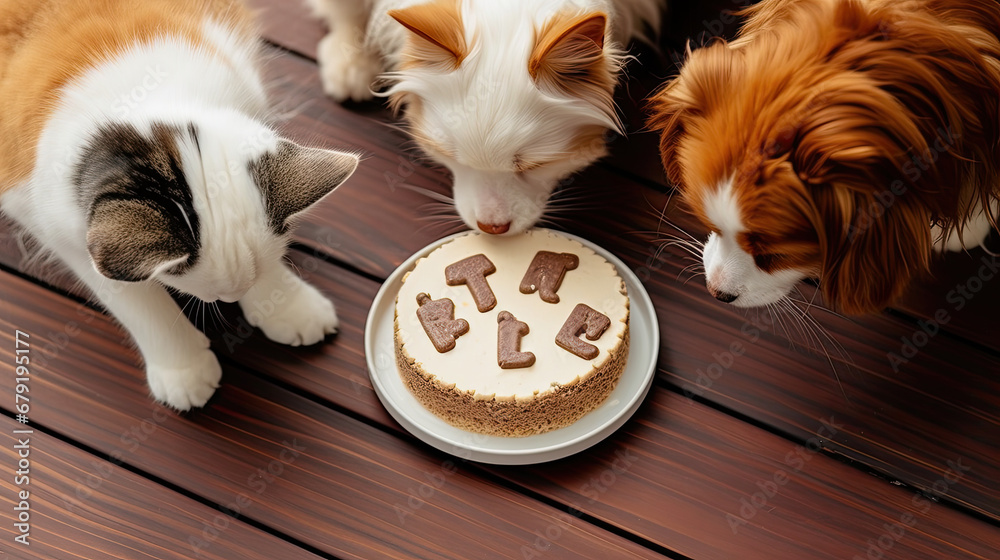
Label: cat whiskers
xmin=413 ymin=201 xmax=465 ymax=236
xmin=194 ymin=299 xmax=207 ymax=333
xmin=173 ymin=294 xmax=196 ymax=328
xmin=208 ymin=300 xmax=231 ymax=330
xmin=540 ymin=189 xmax=603 ymax=227
xmin=394 ymin=182 xmax=454 ymax=204
xmin=393 ymin=183 xmax=466 ymax=235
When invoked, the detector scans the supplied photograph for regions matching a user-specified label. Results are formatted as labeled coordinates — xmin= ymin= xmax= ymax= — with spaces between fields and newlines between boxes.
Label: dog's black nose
xmin=713 ymin=291 xmax=739 ymax=304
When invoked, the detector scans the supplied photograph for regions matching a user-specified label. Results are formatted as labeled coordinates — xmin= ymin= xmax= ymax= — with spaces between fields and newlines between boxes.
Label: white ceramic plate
xmin=364 ymin=229 xmax=659 ymax=465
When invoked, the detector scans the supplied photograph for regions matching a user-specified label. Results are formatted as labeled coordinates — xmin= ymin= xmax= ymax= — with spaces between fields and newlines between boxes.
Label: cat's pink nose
xmin=477 ymin=221 xmax=511 ymax=235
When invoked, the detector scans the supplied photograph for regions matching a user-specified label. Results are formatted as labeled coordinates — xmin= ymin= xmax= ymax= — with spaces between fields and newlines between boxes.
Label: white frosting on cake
xmin=396 ymin=229 xmax=629 ymax=402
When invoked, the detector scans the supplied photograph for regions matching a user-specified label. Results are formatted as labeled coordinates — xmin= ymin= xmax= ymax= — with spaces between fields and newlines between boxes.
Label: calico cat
xmin=0 ymin=0 xmax=359 ymax=410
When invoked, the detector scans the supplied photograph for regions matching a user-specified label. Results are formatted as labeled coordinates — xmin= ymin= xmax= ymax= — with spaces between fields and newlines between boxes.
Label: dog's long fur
xmin=308 ymin=0 xmax=664 ymax=234
xmin=650 ymin=0 xmax=1000 ymax=314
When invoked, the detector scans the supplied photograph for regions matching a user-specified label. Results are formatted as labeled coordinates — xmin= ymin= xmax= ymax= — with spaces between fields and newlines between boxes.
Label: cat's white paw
xmin=146 ymin=350 xmax=222 ymax=411
xmin=244 ymin=281 xmax=339 ymax=347
xmin=317 ymin=32 xmax=380 ymax=102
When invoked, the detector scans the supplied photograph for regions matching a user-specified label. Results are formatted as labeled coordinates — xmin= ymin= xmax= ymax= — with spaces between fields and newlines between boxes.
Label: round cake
xmin=394 ymin=229 xmax=630 ymax=437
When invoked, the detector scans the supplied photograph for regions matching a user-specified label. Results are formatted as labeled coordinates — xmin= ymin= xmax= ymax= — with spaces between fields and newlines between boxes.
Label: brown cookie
xmin=519 ymin=251 xmax=579 ymax=303
xmin=445 ymin=254 xmax=497 ymax=312
xmin=555 ymin=303 xmax=611 ymax=360
xmin=497 ymin=311 xmax=535 ymax=369
xmin=416 ymin=293 xmax=470 ymax=353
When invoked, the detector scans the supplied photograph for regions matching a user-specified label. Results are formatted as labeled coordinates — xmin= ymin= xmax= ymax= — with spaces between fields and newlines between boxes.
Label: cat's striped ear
xmin=250 ymin=140 xmax=359 ymax=234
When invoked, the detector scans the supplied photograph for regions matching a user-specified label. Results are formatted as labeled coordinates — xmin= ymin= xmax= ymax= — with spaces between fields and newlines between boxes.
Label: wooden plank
xmin=0 ymin=272 xmax=664 ymax=560
xmin=489 ymin=390 xmax=1000 ymax=560
xmin=0 ymin=416 xmax=322 ymax=560
xmin=2 ymin=269 xmax=998 ymax=559
xmin=249 ymin=0 xmax=321 ymax=59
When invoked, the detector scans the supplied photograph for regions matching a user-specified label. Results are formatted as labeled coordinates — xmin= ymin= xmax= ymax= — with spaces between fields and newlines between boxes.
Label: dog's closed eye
xmin=764 ymin=127 xmax=798 ymax=158
xmin=753 ymin=252 xmax=788 ymax=272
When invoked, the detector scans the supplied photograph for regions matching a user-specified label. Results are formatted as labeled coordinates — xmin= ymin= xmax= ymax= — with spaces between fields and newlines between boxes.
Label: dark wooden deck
xmin=2 ymin=2 xmax=999 ymax=559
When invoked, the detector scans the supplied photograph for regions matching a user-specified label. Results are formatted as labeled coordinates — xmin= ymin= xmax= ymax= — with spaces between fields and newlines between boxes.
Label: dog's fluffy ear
xmin=389 ymin=0 xmax=466 ymax=70
xmin=648 ymin=44 xmax=744 ymax=187
xmin=814 ymin=185 xmax=932 ymax=315
xmin=792 ymin=83 xmax=933 ymax=314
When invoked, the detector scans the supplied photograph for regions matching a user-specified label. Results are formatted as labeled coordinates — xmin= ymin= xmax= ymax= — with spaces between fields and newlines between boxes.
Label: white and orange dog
xmin=651 ymin=0 xmax=1000 ymax=314
xmin=308 ymin=0 xmax=664 ymax=235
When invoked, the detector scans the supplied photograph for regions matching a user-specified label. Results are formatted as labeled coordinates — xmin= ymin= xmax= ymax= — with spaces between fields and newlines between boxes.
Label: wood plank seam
xmin=0 ymin=408 xmax=346 ymax=560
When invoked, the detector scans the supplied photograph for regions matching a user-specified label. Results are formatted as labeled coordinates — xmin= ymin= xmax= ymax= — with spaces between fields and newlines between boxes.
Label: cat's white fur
xmin=1 ymin=21 xmax=356 ymax=410
xmin=307 ymin=0 xmax=663 ymax=234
